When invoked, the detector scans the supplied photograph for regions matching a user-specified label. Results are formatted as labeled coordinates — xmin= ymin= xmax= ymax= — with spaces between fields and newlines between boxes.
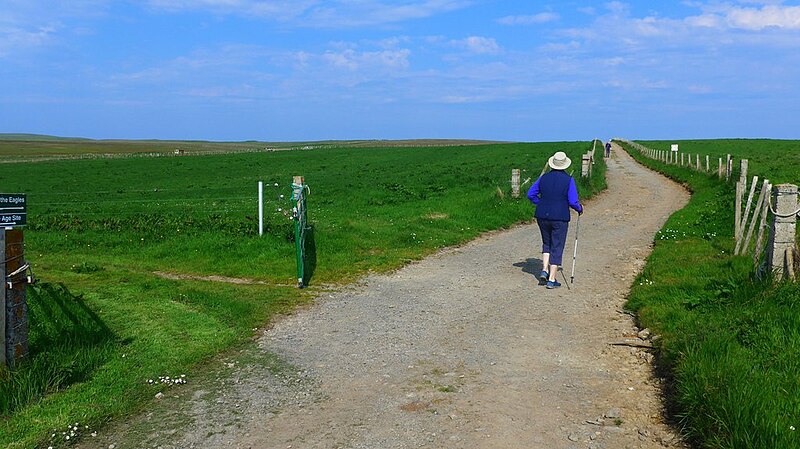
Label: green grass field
xmin=639 ymin=139 xmax=800 ymax=186
xmin=622 ymin=139 xmax=800 ymax=449
xmin=0 ymin=139 xmax=606 ymax=448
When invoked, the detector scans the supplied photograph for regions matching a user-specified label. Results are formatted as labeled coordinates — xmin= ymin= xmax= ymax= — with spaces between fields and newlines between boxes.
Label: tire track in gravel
xmin=81 ymin=144 xmax=690 ymax=449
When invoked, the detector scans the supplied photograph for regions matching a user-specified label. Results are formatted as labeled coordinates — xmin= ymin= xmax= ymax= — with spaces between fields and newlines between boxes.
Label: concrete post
xmin=511 ymin=169 xmax=520 ymax=198
xmin=581 ymin=154 xmax=590 ymax=178
xmin=740 ymin=159 xmax=749 ymax=188
xmin=768 ymin=184 xmax=798 ymax=279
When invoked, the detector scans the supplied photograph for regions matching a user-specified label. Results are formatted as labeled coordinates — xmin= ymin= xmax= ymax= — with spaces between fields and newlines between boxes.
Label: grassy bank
xmin=620 ymin=140 xmax=800 ymax=448
xmin=0 ymin=140 xmax=606 ymax=448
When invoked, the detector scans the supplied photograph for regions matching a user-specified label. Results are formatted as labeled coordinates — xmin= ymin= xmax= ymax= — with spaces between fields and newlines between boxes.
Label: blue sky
xmin=2 ymin=1 xmax=800 ymax=141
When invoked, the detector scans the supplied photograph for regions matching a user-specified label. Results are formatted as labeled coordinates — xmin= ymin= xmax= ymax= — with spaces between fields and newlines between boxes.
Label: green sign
xmin=0 ymin=194 xmax=26 ymax=227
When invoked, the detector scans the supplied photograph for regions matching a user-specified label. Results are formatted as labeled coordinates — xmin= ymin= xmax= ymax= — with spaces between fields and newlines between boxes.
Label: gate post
xmin=4 ymin=229 xmax=28 ymax=365
xmin=1 ymin=228 xmax=5 ymax=367
xmin=768 ymin=184 xmax=798 ymax=280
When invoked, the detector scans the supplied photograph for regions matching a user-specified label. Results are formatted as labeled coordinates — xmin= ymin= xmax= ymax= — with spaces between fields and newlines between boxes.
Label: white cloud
xmin=0 ymin=24 xmax=57 ymax=57
xmin=0 ymin=0 xmax=107 ymax=58
xmin=722 ymin=5 xmax=800 ymax=30
xmin=452 ymin=36 xmax=501 ymax=54
xmin=497 ymin=12 xmax=559 ymax=26
xmin=146 ymin=0 xmax=470 ymax=27
xmin=323 ymin=48 xmax=411 ymax=70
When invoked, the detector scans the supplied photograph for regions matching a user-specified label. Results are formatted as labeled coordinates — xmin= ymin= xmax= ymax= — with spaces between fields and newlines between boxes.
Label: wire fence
xmin=618 ymin=138 xmax=798 ymax=280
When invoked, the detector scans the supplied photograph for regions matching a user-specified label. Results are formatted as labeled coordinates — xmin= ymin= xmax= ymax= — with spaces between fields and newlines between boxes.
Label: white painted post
xmin=681 ymin=153 xmax=685 ymax=166
xmin=706 ymin=155 xmax=710 ymax=173
xmin=718 ymin=158 xmax=724 ymax=179
xmin=258 ymin=181 xmax=264 ymax=236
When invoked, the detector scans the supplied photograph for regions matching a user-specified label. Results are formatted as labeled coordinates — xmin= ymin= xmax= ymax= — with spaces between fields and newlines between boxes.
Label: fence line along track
xmin=616 ymin=138 xmax=798 ymax=281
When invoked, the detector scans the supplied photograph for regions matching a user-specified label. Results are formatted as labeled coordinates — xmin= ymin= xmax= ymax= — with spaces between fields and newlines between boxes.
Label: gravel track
xmin=82 ymin=144 xmax=690 ymax=449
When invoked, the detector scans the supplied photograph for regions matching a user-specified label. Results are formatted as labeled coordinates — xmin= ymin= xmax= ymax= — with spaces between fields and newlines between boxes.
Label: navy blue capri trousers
xmin=537 ymin=218 xmax=569 ymax=266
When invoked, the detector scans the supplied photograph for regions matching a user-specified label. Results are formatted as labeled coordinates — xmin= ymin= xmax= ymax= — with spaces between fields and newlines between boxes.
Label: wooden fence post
xmin=4 ymin=230 xmax=28 ymax=366
xmin=754 ymin=182 xmax=772 ymax=267
xmin=768 ymin=184 xmax=799 ymax=279
xmin=726 ymin=154 xmax=732 ymax=181
xmin=735 ymin=181 xmax=744 ymax=243
xmin=511 ymin=169 xmax=520 ymax=198
xmin=718 ymin=158 xmax=724 ymax=179
xmin=735 ymin=176 xmax=759 ymax=254
xmin=706 ymin=155 xmax=710 ymax=173
xmin=741 ymin=179 xmax=769 ymax=255
xmin=1 ymin=228 xmax=5 ymax=367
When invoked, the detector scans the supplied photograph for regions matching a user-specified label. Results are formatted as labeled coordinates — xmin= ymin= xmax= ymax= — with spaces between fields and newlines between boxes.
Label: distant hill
xmin=0 ymin=133 xmax=93 ymax=142
xmin=0 ymin=134 xmax=508 ymax=161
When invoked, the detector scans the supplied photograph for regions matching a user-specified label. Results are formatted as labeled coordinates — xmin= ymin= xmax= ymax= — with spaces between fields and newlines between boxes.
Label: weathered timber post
xmin=4 ymin=230 xmax=28 ymax=365
xmin=735 ymin=181 xmax=744 ymax=243
xmin=581 ymin=154 xmax=590 ymax=177
xmin=726 ymin=154 xmax=732 ymax=181
xmin=754 ymin=183 xmax=772 ymax=267
xmin=696 ymin=154 xmax=701 ymax=171
xmin=706 ymin=155 xmax=710 ymax=172
xmin=735 ymin=176 xmax=759 ymax=255
xmin=718 ymin=158 xmax=724 ymax=179
xmin=768 ymin=184 xmax=799 ymax=279
xmin=681 ymin=153 xmax=684 ymax=166
xmin=511 ymin=169 xmax=520 ymax=198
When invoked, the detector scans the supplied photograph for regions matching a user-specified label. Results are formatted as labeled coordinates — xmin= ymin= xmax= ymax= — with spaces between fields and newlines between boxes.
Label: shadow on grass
xmin=0 ymin=282 xmax=119 ymax=417
xmin=303 ymin=224 xmax=317 ymax=287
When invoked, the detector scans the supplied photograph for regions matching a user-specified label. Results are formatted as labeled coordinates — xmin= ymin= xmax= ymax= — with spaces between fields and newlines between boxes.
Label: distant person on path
xmin=605 ymin=141 xmax=611 ymax=158
xmin=527 ymin=151 xmax=584 ymax=289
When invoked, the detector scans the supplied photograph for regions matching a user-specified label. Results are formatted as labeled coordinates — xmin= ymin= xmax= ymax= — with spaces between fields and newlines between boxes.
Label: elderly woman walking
xmin=527 ymin=151 xmax=584 ymax=289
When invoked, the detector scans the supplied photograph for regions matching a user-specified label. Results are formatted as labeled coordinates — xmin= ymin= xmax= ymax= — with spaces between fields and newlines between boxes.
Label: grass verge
xmin=620 ymin=140 xmax=800 ymax=449
xmin=1 ymin=140 xmax=606 ymax=448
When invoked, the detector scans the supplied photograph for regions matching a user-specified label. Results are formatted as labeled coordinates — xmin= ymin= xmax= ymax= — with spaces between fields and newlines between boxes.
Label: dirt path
xmin=82 ymin=144 xmax=690 ymax=449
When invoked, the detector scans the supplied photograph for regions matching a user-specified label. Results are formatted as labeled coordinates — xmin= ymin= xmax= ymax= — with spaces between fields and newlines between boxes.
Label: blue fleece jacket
xmin=527 ymin=170 xmax=583 ymax=221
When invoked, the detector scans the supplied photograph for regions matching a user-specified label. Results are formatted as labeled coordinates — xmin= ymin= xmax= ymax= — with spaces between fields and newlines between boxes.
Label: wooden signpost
xmin=1 ymin=193 xmax=28 ymax=367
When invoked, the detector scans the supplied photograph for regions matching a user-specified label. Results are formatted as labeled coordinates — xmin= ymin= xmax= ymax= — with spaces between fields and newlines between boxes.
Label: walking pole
xmin=570 ymin=214 xmax=581 ymax=284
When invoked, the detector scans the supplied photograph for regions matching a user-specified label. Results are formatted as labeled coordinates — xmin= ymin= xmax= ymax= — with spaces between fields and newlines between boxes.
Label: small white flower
xmin=791 ymin=426 xmax=796 ymax=431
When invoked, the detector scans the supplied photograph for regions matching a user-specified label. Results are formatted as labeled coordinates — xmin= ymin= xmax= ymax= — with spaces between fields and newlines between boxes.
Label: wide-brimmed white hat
xmin=548 ymin=151 xmax=571 ymax=170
